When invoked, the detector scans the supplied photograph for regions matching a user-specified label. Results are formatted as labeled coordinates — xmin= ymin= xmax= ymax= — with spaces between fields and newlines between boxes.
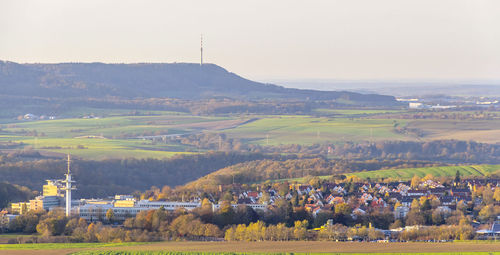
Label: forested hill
xmin=0 ymin=152 xmax=291 ymax=198
xmin=0 ymin=61 xmax=396 ymax=104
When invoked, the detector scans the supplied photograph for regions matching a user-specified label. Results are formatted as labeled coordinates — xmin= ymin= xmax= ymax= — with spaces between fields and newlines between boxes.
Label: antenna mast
xmin=67 ymin=154 xmax=71 ymax=174
xmin=200 ymin=34 xmax=203 ymax=66
xmin=62 ymin=154 xmax=76 ymax=217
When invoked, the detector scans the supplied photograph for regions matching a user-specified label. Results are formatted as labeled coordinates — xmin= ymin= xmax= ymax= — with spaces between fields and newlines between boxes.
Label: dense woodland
xmin=0 ymin=182 xmax=35 ymax=209
xmin=0 ymin=150 xmax=445 ymax=200
xmin=184 ymin=158 xmax=443 ymax=189
xmin=1 ymin=139 xmax=500 ymax=199
xmin=0 ymin=152 xmax=289 ymax=198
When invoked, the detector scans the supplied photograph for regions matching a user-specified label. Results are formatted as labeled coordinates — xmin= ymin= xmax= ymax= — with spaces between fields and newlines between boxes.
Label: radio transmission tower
xmin=200 ymin=34 xmax=203 ymax=66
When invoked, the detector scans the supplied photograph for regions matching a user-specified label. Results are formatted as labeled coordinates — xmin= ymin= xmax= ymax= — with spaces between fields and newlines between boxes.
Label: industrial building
xmin=9 ymin=155 xmax=268 ymax=223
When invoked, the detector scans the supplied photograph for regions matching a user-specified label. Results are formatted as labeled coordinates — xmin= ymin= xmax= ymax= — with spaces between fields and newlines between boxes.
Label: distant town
xmin=2 ymin=155 xmax=499 ymax=242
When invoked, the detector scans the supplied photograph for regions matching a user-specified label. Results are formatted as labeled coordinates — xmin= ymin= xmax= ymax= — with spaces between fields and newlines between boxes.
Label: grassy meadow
xmin=3 ymin=107 xmax=500 ymax=159
xmin=1 ymin=114 xmax=232 ymax=138
xmin=70 ymin=252 xmax=500 ymax=255
xmin=406 ymin=119 xmax=500 ymax=144
xmin=1 ymin=136 xmax=195 ymax=160
xmin=0 ymin=242 xmax=147 ymax=250
xmin=313 ymin=108 xmax=404 ymax=115
xmin=70 ymin=253 xmax=500 ymax=255
xmin=265 ymin=164 xmax=500 ymax=183
xmin=0 ymin=113 xmax=240 ymax=159
xmin=0 ymin=111 xmax=413 ymax=159
xmin=348 ymin=164 xmax=500 ymax=180
xmin=224 ymin=116 xmax=409 ymax=145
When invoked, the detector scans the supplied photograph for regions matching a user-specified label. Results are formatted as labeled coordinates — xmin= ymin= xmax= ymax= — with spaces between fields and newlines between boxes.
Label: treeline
xmin=327 ymin=140 xmax=500 ymax=163
xmin=224 ymin=220 xmax=473 ymax=242
xmin=3 ymin=199 xmax=488 ymax=243
xmin=0 ymin=182 xmax=35 ymax=209
xmin=0 ymin=152 xmax=290 ymax=199
xmin=170 ymin=136 xmax=500 ymax=164
xmin=0 ymin=94 xmax=385 ymax=119
xmin=380 ymin=111 xmax=500 ymax=120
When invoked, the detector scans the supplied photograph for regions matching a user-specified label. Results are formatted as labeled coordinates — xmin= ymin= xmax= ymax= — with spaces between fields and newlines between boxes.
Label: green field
xmin=264 ymin=164 xmax=500 ymax=184
xmin=1 ymin=115 xmax=230 ymax=138
xmin=1 ymin=136 xmax=194 ymax=160
xmin=0 ymin=113 xmax=413 ymax=159
xmin=313 ymin=109 xmax=404 ymax=115
xmin=0 ymin=234 xmax=35 ymax=244
xmin=2 ymin=241 xmax=499 ymax=255
xmin=0 ymin=234 xmax=34 ymax=238
xmin=0 ymin=105 xmax=189 ymax=122
xmin=0 ymin=114 xmax=239 ymax=159
xmin=224 ymin=116 xmax=409 ymax=145
xmin=406 ymin=119 xmax=500 ymax=144
xmin=3 ymin=108 xmax=500 ymax=159
xmin=0 ymin=242 xmax=147 ymax=250
xmin=70 ymin=252 xmax=500 ymax=255
xmin=348 ymin=164 xmax=500 ymax=180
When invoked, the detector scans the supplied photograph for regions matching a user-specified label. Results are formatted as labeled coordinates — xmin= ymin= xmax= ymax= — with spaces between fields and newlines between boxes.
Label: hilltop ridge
xmin=0 ymin=61 xmax=397 ymax=105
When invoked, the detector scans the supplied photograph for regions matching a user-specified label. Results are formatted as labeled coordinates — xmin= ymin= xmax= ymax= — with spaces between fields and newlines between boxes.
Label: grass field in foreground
xmin=0 ymin=242 xmax=147 ymax=250
xmin=2 ymin=241 xmax=499 ymax=255
xmin=71 ymin=252 xmax=500 ymax=255
xmin=69 ymin=241 xmax=500 ymax=254
xmin=0 ymin=234 xmax=34 ymax=238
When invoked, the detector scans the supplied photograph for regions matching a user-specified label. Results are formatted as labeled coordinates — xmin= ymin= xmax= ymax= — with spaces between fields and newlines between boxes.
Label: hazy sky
xmin=1 ymin=0 xmax=499 ymax=81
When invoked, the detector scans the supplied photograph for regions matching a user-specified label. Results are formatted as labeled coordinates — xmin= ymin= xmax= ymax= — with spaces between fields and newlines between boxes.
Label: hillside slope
xmin=349 ymin=164 xmax=500 ymax=180
xmin=0 ymin=61 xmax=397 ymax=104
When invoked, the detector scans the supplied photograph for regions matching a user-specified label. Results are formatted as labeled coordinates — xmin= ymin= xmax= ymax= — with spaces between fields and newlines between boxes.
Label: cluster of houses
xmin=228 ymin=178 xmax=499 ymax=237
xmin=233 ymin=178 xmax=497 ymax=218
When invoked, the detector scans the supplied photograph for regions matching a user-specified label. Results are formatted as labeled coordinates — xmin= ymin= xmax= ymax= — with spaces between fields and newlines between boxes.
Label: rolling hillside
xmin=186 ymin=161 xmax=500 ymax=187
xmin=0 ymin=61 xmax=397 ymax=104
xmin=348 ymin=164 xmax=500 ymax=180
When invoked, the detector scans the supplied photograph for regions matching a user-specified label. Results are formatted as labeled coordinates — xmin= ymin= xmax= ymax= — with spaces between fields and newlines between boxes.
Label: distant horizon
xmin=3 ymin=59 xmax=499 ymax=87
xmin=2 ymin=0 xmax=499 ymax=81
